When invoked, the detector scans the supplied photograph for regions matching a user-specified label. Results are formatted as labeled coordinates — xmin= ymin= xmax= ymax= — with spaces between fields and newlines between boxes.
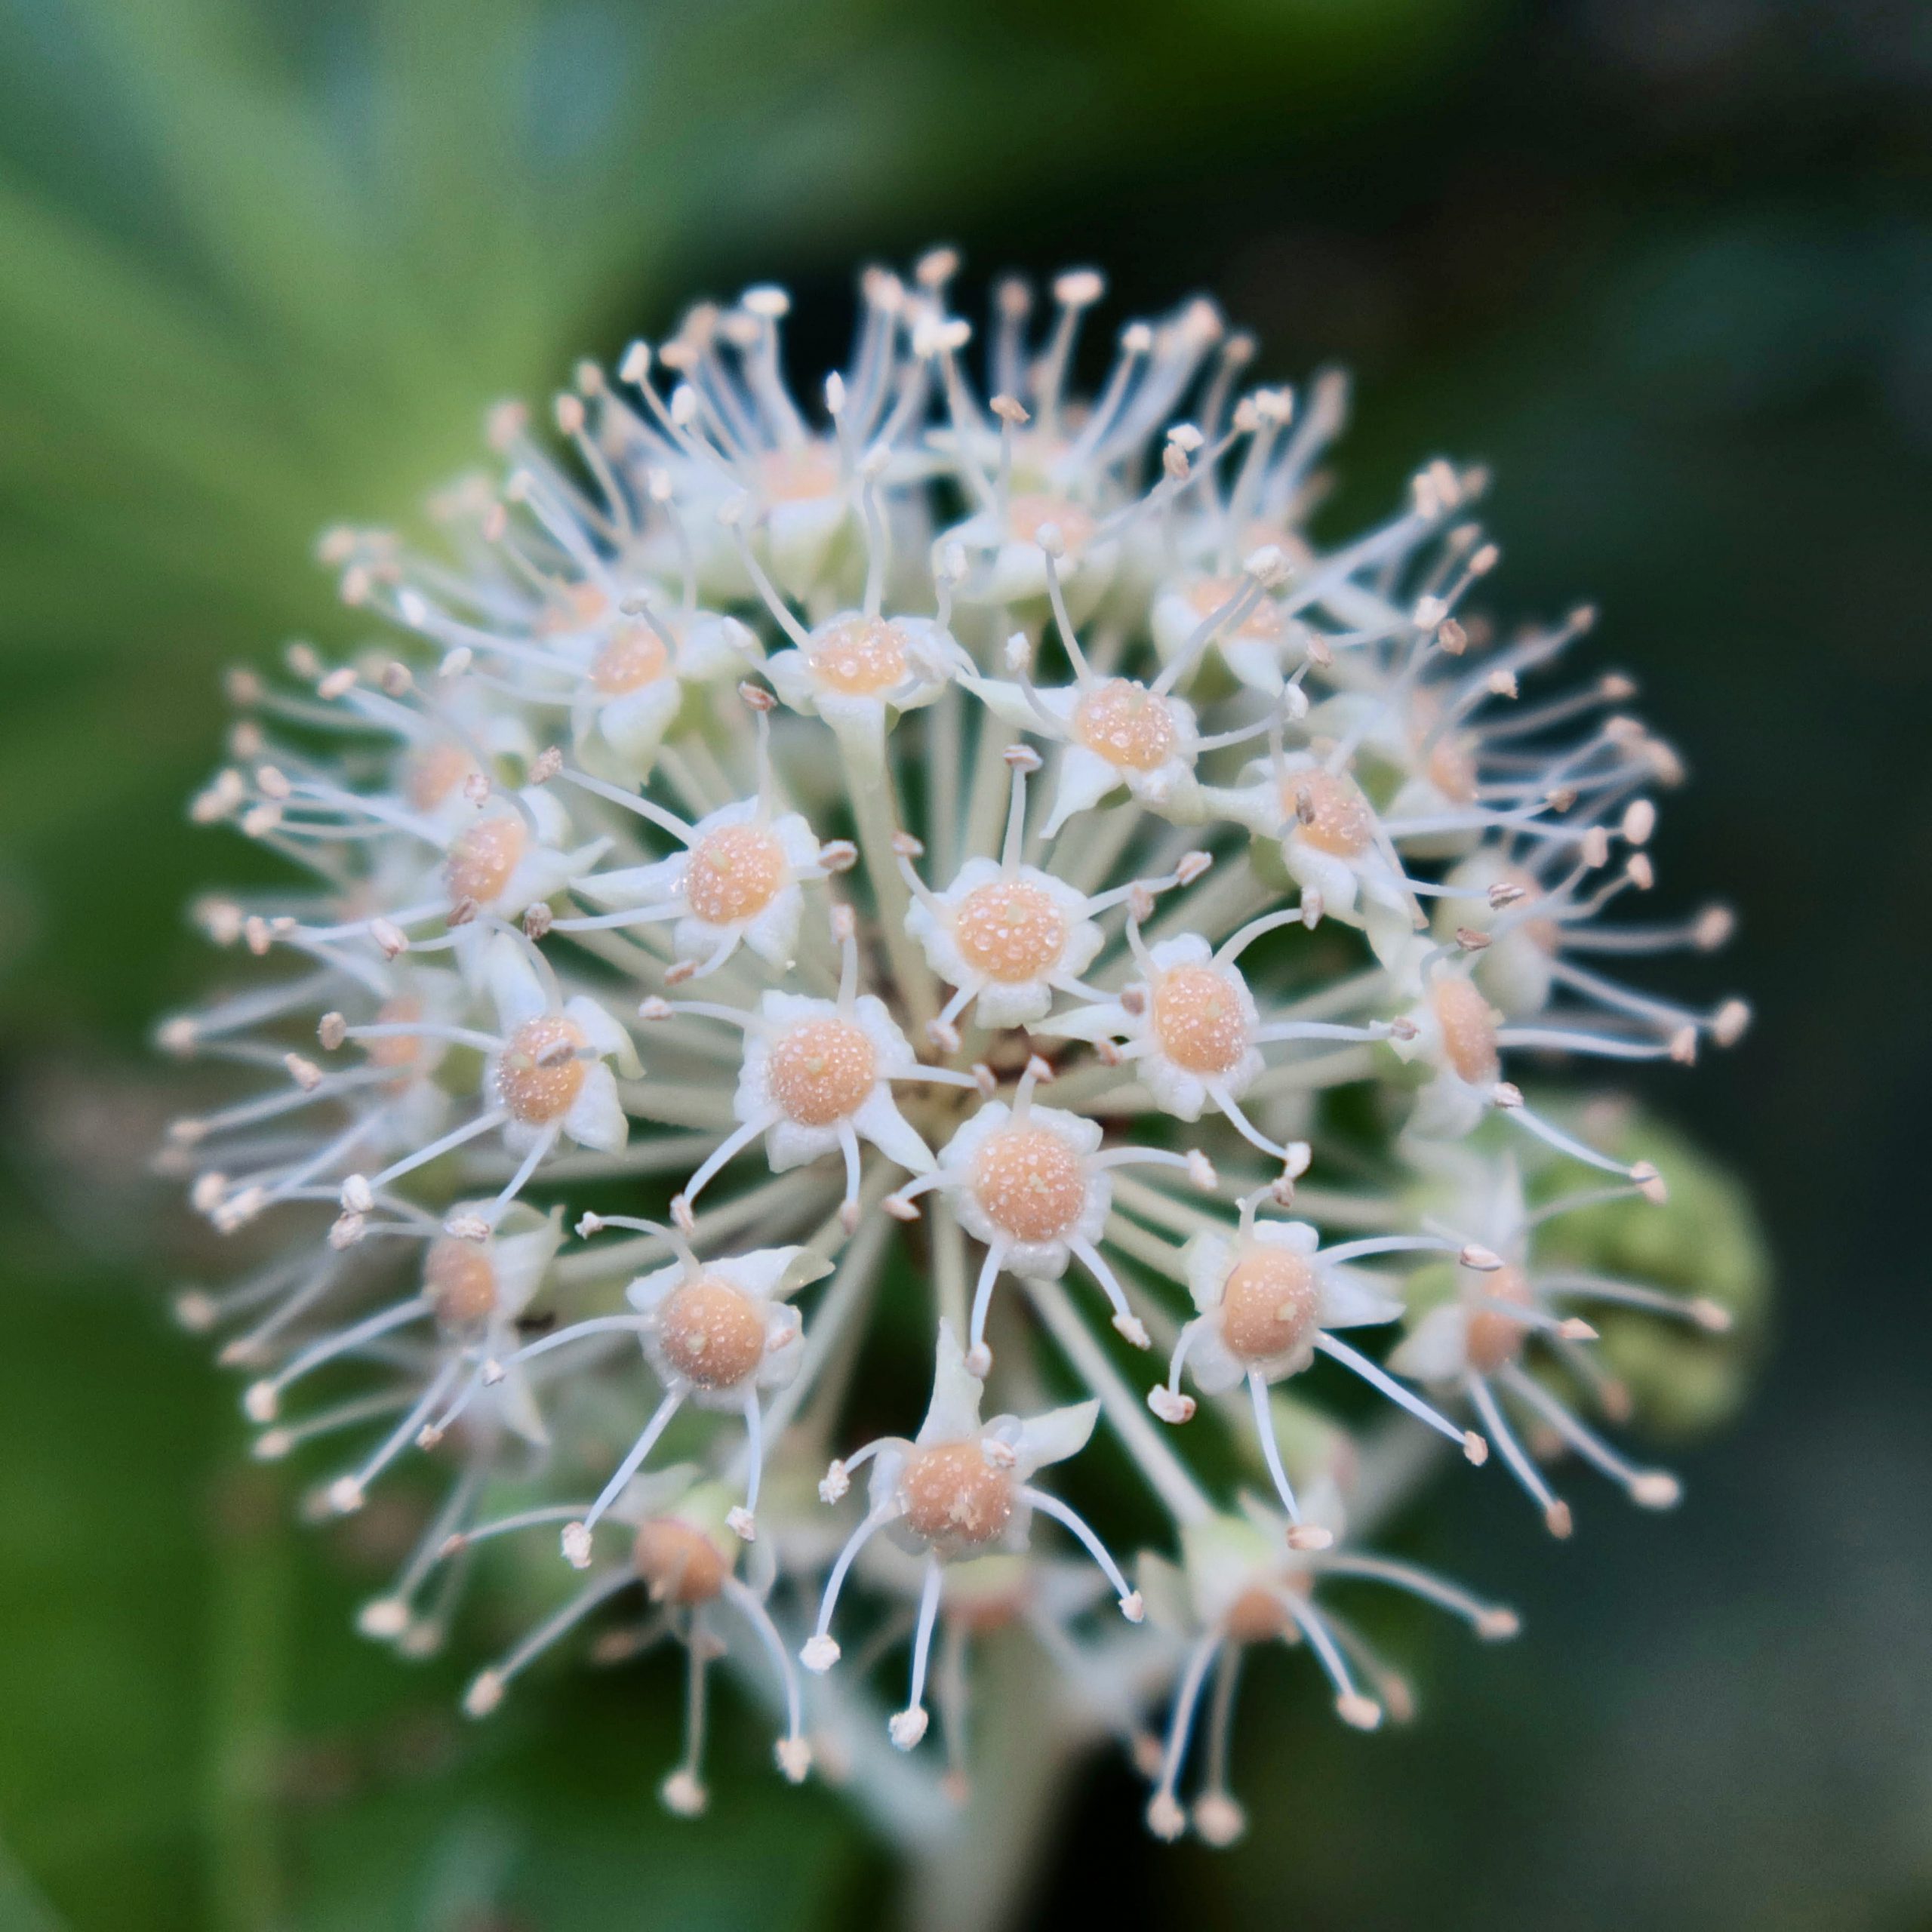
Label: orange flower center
xmin=633 ymin=1518 xmax=727 ymax=1604
xmin=1226 ymin=1576 xmax=1309 ymax=1643
xmin=1433 ymin=977 xmax=1500 ymax=1084
xmin=1152 ymin=965 xmax=1250 ymax=1075
xmin=364 ymin=995 xmax=424 ymax=1075
xmin=408 ymin=742 xmax=475 ymax=811
xmin=972 ymin=1127 xmax=1088 ymax=1244
xmin=494 ymin=1015 xmax=588 ymax=1124
xmin=808 ymin=617 xmax=909 ymax=695
xmin=1466 ymin=1264 xmax=1534 ymax=1373
xmin=1283 ymin=769 xmax=1373 ymax=857
xmin=656 ymin=1278 xmax=767 ymax=1390
xmin=1220 ymin=1248 xmax=1318 ymax=1362
xmin=685 ymin=824 xmax=787 ymax=926
xmin=424 ymin=1238 xmax=499 ymax=1325
xmin=900 ymin=1441 xmax=1014 ymax=1550
xmin=1006 ymin=493 xmax=1097 ymax=552
xmin=446 ymin=815 xmax=526 ymax=906
xmin=1074 ymin=679 xmax=1177 ymax=771
xmin=767 ymin=1019 xmax=877 ymax=1125
xmin=758 ymin=443 xmax=840 ymax=504
xmin=1186 ymin=574 xmax=1283 ymax=640
xmin=954 ymin=881 xmax=1068 ymax=982
xmin=590 ymin=626 xmax=671 ymax=694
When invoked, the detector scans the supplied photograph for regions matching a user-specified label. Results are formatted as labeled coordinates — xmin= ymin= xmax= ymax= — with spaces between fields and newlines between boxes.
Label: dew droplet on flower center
xmin=408 ymin=742 xmax=475 ymax=811
xmin=657 ymin=1278 xmax=767 ymax=1389
xmin=954 ymin=881 xmax=1068 ymax=982
xmin=494 ymin=1015 xmax=588 ymax=1124
xmin=972 ymin=1127 xmax=1088 ymax=1244
xmin=1466 ymin=1263 xmax=1534 ymax=1373
xmin=1284 ymin=770 xmax=1373 ymax=857
xmin=1074 ymin=679 xmax=1177 ymax=771
xmin=685 ymin=824 xmax=787 ymax=926
xmin=591 ymin=625 xmax=671 ymax=694
xmin=425 ymin=1238 xmax=499 ymax=1326
xmin=446 ymin=815 xmax=527 ymax=905
xmin=900 ymin=1441 xmax=1014 ymax=1549
xmin=1152 ymin=965 xmax=1250 ymax=1075
xmin=808 ymin=617 xmax=909 ymax=695
xmin=1432 ymin=977 xmax=1501 ymax=1084
xmin=633 ymin=1518 xmax=727 ymax=1604
xmin=1006 ymin=493 xmax=1097 ymax=552
xmin=767 ymin=1019 xmax=877 ymax=1125
xmin=1220 ymin=1248 xmax=1318 ymax=1362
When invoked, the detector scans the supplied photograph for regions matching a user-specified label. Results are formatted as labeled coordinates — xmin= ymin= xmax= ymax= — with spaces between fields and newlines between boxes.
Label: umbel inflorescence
xmin=162 ymin=254 xmax=1750 ymax=1841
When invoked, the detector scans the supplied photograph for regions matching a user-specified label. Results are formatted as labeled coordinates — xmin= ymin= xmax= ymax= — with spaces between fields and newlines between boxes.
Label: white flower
xmin=481 ymin=935 xmax=637 ymax=1159
xmin=906 ymin=852 xmax=1105 ymax=1029
xmin=894 ymin=1058 xmax=1214 ymax=1369
xmin=898 ymin=748 xmax=1197 ymax=1041
xmin=628 ymin=1243 xmax=820 ymax=1411
xmin=1212 ymin=749 xmax=1420 ymax=956
xmin=765 ymin=611 xmax=965 ymax=737
xmin=1152 ymin=1197 xmax=1483 ymax=1525
xmin=801 ymin=1324 xmax=1140 ymax=1746
xmin=654 ymin=909 xmax=978 ymax=1231
xmin=568 ymin=794 xmax=832 ymax=977
xmin=1137 ymin=1494 xmax=1516 ymax=1840
xmin=968 ymin=664 xmax=1206 ymax=835
xmin=1388 ymin=1155 xmax=1706 ymax=1538
xmin=566 ymin=608 xmax=760 ymax=780
xmin=1150 ymin=568 xmax=1300 ymax=694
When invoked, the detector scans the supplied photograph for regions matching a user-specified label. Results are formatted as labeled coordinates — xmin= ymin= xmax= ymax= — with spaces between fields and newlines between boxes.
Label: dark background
xmin=2 ymin=1 xmax=1929 ymax=1927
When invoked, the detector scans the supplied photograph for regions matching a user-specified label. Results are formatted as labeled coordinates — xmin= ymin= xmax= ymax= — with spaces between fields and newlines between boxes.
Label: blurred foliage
xmin=3 ymin=0 xmax=1927 ymax=1928
xmin=1536 ymin=1112 xmax=1771 ymax=1435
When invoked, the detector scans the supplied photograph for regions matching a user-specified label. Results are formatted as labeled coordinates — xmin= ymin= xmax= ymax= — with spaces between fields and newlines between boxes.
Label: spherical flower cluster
xmin=161 ymin=254 xmax=1749 ymax=1838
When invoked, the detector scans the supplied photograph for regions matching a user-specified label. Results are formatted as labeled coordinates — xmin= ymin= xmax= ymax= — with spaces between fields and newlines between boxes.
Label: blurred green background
xmin=2 ymin=1 xmax=1929 ymax=1927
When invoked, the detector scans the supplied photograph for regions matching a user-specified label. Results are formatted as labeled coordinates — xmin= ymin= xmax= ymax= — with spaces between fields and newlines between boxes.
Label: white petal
xmin=488 ymin=1211 xmax=565 ymax=1315
xmin=1137 ymin=1054 xmax=1209 ymax=1121
xmin=562 ymin=995 xmax=640 ymax=1077
xmin=573 ymin=854 xmax=688 ymax=909
xmin=969 ymin=977 xmax=1054 ymax=1027
xmin=1186 ymin=1325 xmax=1247 ymax=1395
xmin=561 ymin=1064 xmax=628 ymax=1152
xmin=485 ymin=934 xmax=549 ymax=1032
xmin=1252 ymin=1220 xmax=1320 ymax=1257
xmin=1010 ymin=1398 xmax=1099 ymax=1477
xmin=596 ymin=681 xmax=682 ymax=771
xmin=1184 ymin=1232 xmax=1235 ymax=1315
xmin=1043 ymin=745 xmax=1124 ymax=835
xmin=626 ymin=1261 xmax=685 ymax=1312
xmin=917 ymin=1321 xmax=986 ymax=1443
xmin=1315 ymin=1264 xmax=1404 ymax=1330
xmin=741 ymin=884 xmax=805 ymax=963
xmin=851 ymin=1090 xmax=936 ymax=1174
xmin=764 ymin=1116 xmax=841 ymax=1171
xmin=1388 ymin=1303 xmax=1471 ymax=1383
xmin=489 ymin=1361 xmax=549 ymax=1447
xmin=1134 ymin=1550 xmax=1195 ymax=1634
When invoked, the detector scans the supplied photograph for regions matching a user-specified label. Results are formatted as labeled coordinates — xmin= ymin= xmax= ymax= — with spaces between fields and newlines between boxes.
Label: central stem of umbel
xmin=165 ymin=252 xmax=1749 ymax=1847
